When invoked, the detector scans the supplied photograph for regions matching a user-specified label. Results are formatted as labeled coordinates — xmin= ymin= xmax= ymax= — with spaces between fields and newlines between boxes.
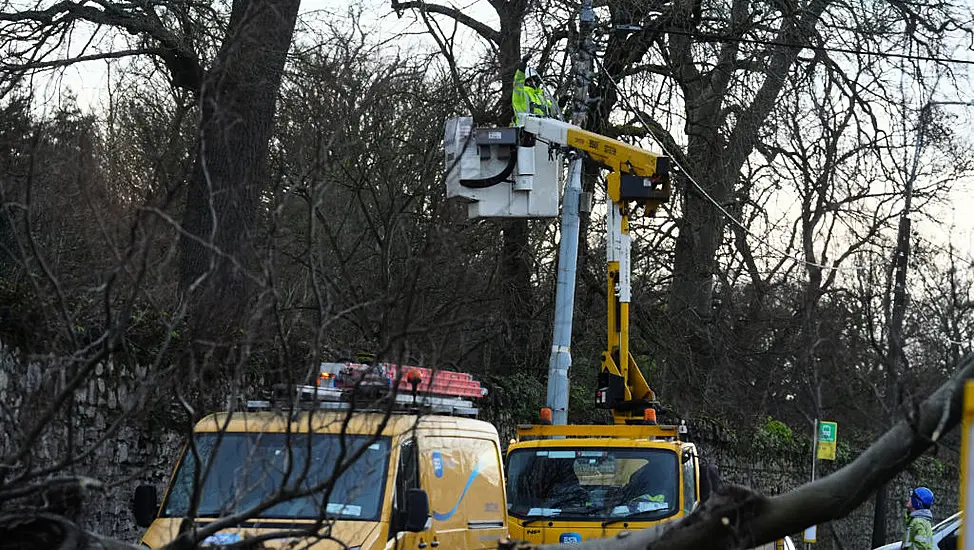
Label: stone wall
xmin=707 ymin=444 xmax=958 ymax=550
xmin=0 ymin=348 xmax=184 ymax=545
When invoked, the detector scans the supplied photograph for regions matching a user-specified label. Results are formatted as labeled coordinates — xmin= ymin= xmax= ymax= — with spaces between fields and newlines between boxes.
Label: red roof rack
xmin=244 ymin=362 xmax=487 ymax=417
xmin=318 ymin=362 xmax=487 ymax=399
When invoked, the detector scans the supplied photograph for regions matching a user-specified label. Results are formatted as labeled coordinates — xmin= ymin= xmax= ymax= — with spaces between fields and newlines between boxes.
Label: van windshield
xmin=506 ymin=447 xmax=680 ymax=522
xmin=162 ymin=433 xmax=391 ymax=521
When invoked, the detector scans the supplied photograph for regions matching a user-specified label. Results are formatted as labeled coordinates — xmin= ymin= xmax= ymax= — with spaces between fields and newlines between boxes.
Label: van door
xmin=389 ymin=439 xmax=435 ymax=550
xmin=417 ymin=435 xmax=466 ymax=549
xmin=459 ymin=438 xmax=506 ymax=549
xmin=417 ymin=435 xmax=506 ymax=549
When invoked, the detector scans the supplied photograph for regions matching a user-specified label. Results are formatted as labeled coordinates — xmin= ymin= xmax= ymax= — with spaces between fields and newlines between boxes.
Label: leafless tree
xmin=1 ymin=0 xmax=302 ymax=354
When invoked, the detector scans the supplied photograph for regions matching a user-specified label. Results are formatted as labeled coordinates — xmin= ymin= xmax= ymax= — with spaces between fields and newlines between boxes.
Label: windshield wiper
xmin=601 ymin=510 xmax=670 ymax=528
xmin=520 ymin=517 xmax=549 ymax=527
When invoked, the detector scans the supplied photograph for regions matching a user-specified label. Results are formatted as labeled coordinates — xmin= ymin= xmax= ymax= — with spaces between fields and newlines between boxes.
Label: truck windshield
xmin=161 ymin=433 xmax=391 ymax=521
xmin=506 ymin=447 xmax=679 ymax=522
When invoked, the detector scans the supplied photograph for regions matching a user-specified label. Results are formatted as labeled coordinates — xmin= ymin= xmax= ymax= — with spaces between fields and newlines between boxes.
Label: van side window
xmin=393 ymin=439 xmax=419 ymax=533
xmin=682 ymin=454 xmax=696 ymax=515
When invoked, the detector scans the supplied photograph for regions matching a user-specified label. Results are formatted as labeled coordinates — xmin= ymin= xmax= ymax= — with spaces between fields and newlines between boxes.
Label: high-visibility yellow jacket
xmin=902 ymin=510 xmax=934 ymax=550
xmin=512 ymin=66 xmax=555 ymax=125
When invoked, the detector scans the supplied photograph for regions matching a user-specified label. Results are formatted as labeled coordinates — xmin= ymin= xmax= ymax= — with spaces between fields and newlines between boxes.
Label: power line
xmin=605 ymin=25 xmax=974 ymax=66
xmin=914 ymin=233 xmax=974 ymax=269
xmin=593 ymin=56 xmax=869 ymax=274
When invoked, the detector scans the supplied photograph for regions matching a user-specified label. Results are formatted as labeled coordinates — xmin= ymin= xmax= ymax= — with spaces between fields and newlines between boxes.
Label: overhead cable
xmin=605 ymin=25 xmax=974 ymax=66
xmin=594 ymin=56 xmax=871 ymax=274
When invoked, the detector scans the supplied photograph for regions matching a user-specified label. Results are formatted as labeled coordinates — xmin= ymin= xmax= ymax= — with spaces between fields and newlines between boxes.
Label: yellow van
xmin=131 ymin=364 xmax=508 ymax=549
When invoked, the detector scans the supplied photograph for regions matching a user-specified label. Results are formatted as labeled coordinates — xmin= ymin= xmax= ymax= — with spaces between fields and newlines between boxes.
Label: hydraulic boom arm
xmin=522 ymin=116 xmax=670 ymax=212
xmin=522 ymin=115 xmax=671 ymax=424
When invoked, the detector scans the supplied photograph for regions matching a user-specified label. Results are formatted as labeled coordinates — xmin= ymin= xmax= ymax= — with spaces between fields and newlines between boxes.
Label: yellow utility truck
xmin=132 ymin=363 xmax=508 ymax=549
xmin=499 ymin=116 xmax=702 ymax=543
xmin=444 ymin=113 xmax=713 ymax=543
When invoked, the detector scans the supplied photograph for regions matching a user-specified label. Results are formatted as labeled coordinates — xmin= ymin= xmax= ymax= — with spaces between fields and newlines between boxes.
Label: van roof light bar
xmin=244 ymin=399 xmax=480 ymax=417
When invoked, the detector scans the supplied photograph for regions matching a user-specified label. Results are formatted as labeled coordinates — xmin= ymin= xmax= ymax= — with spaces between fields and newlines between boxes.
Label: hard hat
xmin=911 ymin=487 xmax=934 ymax=509
xmin=525 ymin=66 xmax=541 ymax=82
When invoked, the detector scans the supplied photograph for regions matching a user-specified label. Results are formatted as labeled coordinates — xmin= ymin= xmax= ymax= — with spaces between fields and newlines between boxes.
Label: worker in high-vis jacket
xmin=512 ymin=55 xmax=558 ymax=126
xmin=901 ymin=487 xmax=935 ymax=550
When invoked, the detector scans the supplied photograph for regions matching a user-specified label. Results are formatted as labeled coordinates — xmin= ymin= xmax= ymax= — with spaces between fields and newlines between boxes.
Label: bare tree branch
xmin=0 ymin=1 xmax=204 ymax=92
xmin=390 ymin=0 xmax=500 ymax=43
xmin=0 ymin=48 xmax=165 ymax=72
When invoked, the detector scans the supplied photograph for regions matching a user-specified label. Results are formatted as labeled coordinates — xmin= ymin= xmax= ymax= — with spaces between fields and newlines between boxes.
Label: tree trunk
xmin=179 ymin=0 xmax=301 ymax=344
xmin=665 ymin=0 xmax=830 ymax=354
xmin=493 ymin=11 xmax=533 ymax=376
xmin=499 ymin=218 xmax=535 ymax=374
xmin=667 ymin=109 xmax=728 ymax=325
xmin=661 ymin=109 xmax=734 ymax=404
xmin=665 ymin=111 xmax=730 ymax=387
xmin=872 ymin=484 xmax=889 ymax=548
xmin=669 ymin=179 xmax=724 ymax=320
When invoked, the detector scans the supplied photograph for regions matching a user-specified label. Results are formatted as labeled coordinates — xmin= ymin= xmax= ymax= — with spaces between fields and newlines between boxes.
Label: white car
xmin=873 ymin=512 xmax=962 ymax=550
xmin=753 ymin=536 xmax=796 ymax=550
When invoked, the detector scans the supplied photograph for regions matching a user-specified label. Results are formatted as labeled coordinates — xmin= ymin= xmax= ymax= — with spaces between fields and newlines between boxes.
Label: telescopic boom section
xmin=522 ymin=116 xmax=672 ymax=424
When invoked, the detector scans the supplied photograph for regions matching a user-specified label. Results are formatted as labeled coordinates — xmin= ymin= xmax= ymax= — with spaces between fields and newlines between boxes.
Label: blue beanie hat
xmin=911 ymin=487 xmax=934 ymax=509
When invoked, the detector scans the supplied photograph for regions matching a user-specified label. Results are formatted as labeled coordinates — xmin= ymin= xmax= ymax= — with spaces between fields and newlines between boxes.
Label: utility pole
xmin=807 ymin=418 xmax=819 ymax=550
xmin=871 ymin=99 xmax=974 ymax=548
xmin=545 ymin=0 xmax=595 ymax=425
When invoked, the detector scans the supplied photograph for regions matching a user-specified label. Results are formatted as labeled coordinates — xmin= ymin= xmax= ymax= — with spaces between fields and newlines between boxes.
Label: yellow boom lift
xmin=444 ymin=110 xmax=797 ymax=547
xmin=524 ymin=116 xmax=671 ymax=424
xmin=444 ymin=112 xmax=711 ymax=544
xmin=504 ymin=116 xmax=703 ymax=544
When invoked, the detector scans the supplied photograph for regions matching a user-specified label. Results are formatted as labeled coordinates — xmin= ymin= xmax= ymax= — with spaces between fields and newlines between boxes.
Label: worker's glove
xmin=518 ymin=53 xmax=530 ymax=71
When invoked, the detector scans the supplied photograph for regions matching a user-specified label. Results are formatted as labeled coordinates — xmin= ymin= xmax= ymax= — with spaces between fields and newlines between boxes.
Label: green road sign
xmin=818 ymin=421 xmax=837 ymax=442
xmin=817 ymin=421 xmax=837 ymax=460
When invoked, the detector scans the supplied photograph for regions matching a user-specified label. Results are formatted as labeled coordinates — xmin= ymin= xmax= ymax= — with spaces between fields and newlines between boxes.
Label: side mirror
xmin=403 ymin=488 xmax=431 ymax=532
xmin=132 ymin=484 xmax=159 ymax=528
xmin=699 ymin=463 xmax=721 ymax=502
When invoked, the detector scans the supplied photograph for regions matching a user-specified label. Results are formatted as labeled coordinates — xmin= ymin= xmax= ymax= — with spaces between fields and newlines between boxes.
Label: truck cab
xmin=132 ymin=363 xmax=508 ymax=549
xmin=505 ymin=423 xmax=700 ymax=544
